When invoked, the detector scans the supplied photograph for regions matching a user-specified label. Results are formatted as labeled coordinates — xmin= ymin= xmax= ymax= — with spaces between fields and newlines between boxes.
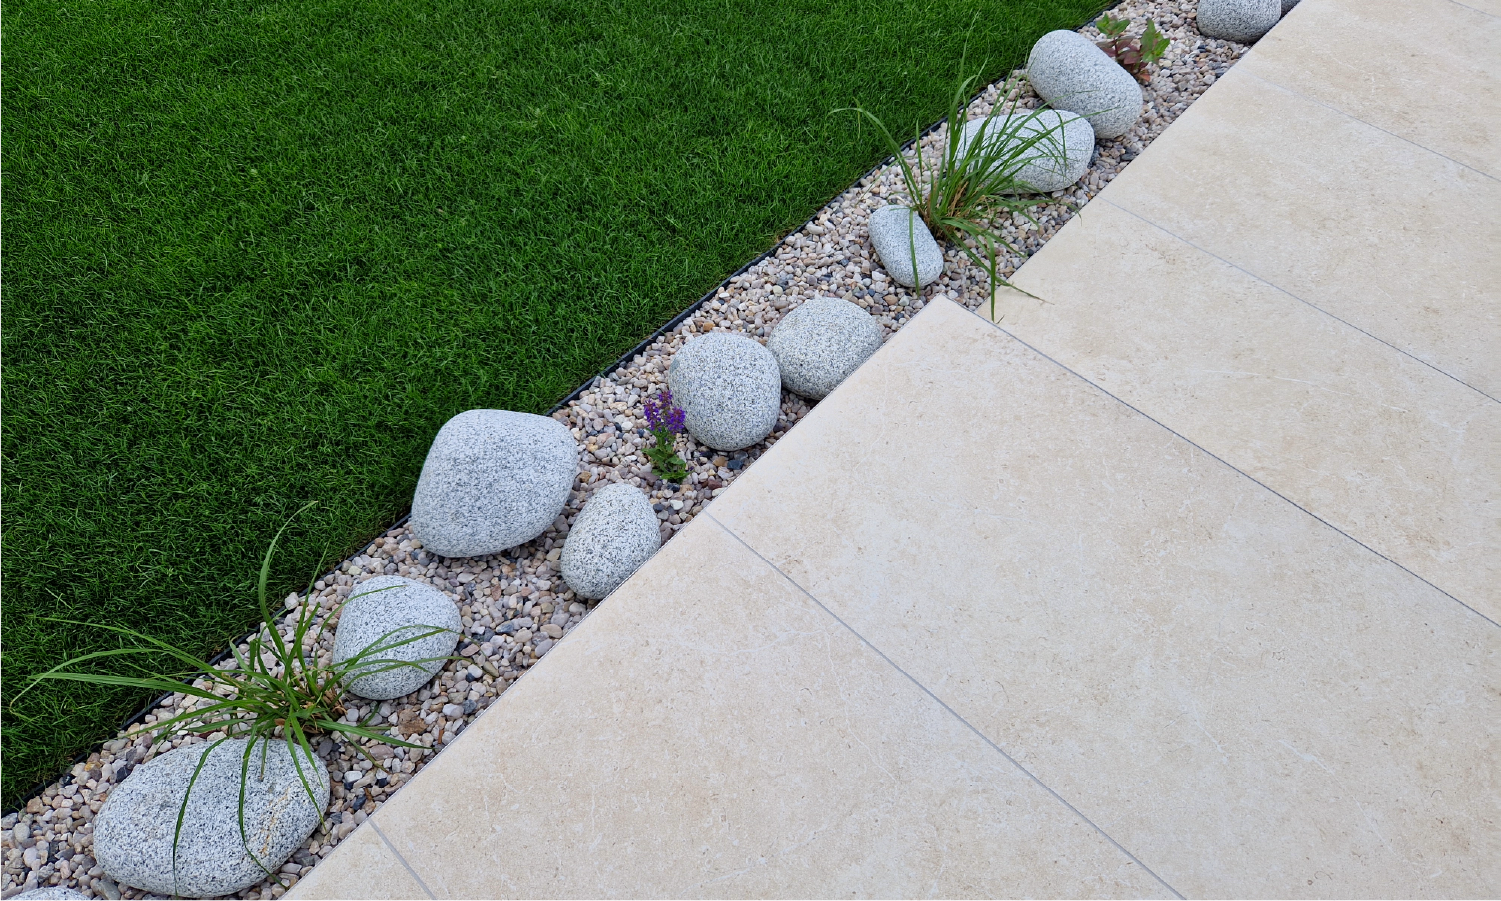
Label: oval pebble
xmin=1027 ymin=30 xmax=1143 ymax=140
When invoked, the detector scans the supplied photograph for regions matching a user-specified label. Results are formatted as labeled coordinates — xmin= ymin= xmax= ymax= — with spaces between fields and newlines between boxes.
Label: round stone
xmin=667 ymin=333 xmax=782 ymax=452
xmin=94 ymin=739 xmax=328 ymax=899
xmin=410 ymin=409 xmax=578 ymax=558
xmin=954 ymin=109 xmax=1095 ymax=194
xmin=767 ymin=296 xmax=884 ymax=400
xmin=561 ymin=484 xmax=661 ymax=600
xmin=333 ymin=575 xmax=461 ymax=700
xmin=1196 ymin=0 xmax=1280 ymax=43
xmin=1026 ymin=30 xmax=1144 ymax=140
xmin=867 ymin=205 xmax=944 ymax=289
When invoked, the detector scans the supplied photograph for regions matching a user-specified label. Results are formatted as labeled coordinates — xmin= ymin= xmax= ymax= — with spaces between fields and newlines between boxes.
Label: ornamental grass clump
xmin=643 ymin=390 xmax=689 ymax=483
xmin=11 ymin=504 xmax=454 ymax=886
xmin=840 ymin=70 xmax=1074 ymax=318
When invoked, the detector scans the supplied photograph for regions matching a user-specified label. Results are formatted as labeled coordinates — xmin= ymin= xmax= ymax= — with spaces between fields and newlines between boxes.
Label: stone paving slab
xmin=711 ymin=300 xmax=1500 ymax=898
xmin=1084 ymin=62 xmax=1500 ymax=402
xmin=1243 ymin=0 xmax=1499 ymax=180
xmin=985 ymin=197 xmax=1500 ymax=620
xmin=986 ymin=0 xmax=1500 ymax=619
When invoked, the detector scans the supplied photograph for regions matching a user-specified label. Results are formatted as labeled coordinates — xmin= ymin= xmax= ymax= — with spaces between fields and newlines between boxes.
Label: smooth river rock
xmin=561 ymin=484 xmax=661 ymax=600
xmin=1197 ymin=0 xmax=1280 ymax=42
xmin=954 ymin=109 xmax=1095 ymax=193
xmin=667 ymin=333 xmax=782 ymax=452
xmin=94 ymin=739 xmax=328 ymax=899
xmin=410 ymin=409 xmax=578 ymax=558
xmin=1026 ymin=30 xmax=1143 ymax=140
xmin=768 ymin=296 xmax=884 ymax=400
xmin=333 ymin=575 xmax=461 ymax=700
xmin=868 ymin=205 xmax=944 ymax=288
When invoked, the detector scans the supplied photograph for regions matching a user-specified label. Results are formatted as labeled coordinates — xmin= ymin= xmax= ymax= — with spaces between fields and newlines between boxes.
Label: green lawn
xmin=1 ymin=0 xmax=1105 ymax=806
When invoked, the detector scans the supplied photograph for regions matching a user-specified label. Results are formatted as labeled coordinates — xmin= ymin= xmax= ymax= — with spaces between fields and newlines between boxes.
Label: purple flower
xmin=644 ymin=390 xmax=686 ymax=435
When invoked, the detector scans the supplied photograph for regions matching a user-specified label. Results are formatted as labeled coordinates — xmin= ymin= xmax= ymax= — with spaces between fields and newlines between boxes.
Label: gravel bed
xmin=1 ymin=1 xmax=1248 ymax=896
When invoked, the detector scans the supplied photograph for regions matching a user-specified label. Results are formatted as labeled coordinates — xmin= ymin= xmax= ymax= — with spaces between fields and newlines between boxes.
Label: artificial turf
xmin=2 ymin=0 xmax=1107 ymax=807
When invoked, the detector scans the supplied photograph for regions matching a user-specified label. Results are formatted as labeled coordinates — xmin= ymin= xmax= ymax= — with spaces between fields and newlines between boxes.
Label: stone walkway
xmin=291 ymin=0 xmax=1499 ymax=895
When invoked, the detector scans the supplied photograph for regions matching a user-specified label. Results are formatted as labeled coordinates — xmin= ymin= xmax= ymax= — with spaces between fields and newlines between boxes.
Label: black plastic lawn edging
xmin=4 ymin=55 xmax=1085 ymax=815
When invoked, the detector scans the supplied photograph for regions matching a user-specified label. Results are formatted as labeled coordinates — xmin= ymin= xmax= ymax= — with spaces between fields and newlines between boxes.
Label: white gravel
xmin=1 ymin=1 xmax=1249 ymax=896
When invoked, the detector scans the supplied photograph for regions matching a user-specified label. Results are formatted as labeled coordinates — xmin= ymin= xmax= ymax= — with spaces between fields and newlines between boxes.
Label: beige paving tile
xmin=710 ymin=299 xmax=1501 ymax=898
xmin=1242 ymin=0 xmax=1501 ymax=178
xmin=325 ymin=519 xmax=1169 ymax=899
xmin=1098 ymin=69 xmax=1501 ymax=399
xmin=288 ymin=823 xmax=430 ymax=900
xmin=987 ymin=199 xmax=1500 ymax=617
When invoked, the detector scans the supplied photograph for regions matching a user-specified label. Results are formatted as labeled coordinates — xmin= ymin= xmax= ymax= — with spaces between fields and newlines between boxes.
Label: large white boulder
xmin=410 ymin=409 xmax=578 ymax=558
xmin=768 ymin=296 xmax=884 ymax=400
xmin=955 ymin=109 xmax=1095 ymax=193
xmin=1026 ymin=30 xmax=1143 ymax=140
xmin=334 ymin=575 xmax=461 ymax=700
xmin=667 ymin=333 xmax=782 ymax=452
xmin=1197 ymin=0 xmax=1280 ymax=43
xmin=94 ymin=739 xmax=328 ymax=899
xmin=868 ymin=206 xmax=944 ymax=289
xmin=561 ymin=484 xmax=661 ymax=600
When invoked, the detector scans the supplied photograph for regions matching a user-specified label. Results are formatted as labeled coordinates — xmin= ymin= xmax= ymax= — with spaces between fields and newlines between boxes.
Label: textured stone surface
xmin=1027 ymin=30 xmax=1144 ymax=140
xmin=667 ymin=333 xmax=782 ymax=451
xmin=768 ymin=296 xmax=884 ymax=400
xmin=1197 ymin=0 xmax=1280 ymax=42
xmin=410 ymin=409 xmax=578 ymax=558
xmin=94 ymin=739 xmax=328 ymax=899
xmin=706 ymin=299 xmax=1501 ymax=897
xmin=14 ymin=890 xmax=88 ymax=900
xmin=561 ymin=484 xmax=661 ymax=600
xmin=955 ymin=110 xmax=1096 ymax=193
xmin=334 ymin=575 xmax=461 ymax=700
xmin=868 ymin=206 xmax=944 ymax=288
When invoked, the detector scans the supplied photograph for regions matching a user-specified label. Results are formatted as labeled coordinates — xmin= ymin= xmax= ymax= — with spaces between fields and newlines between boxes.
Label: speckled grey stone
xmin=868 ymin=206 xmax=944 ymax=288
xmin=667 ymin=333 xmax=781 ymax=452
xmin=14 ymin=890 xmax=88 ymax=900
xmin=560 ymin=484 xmax=661 ymax=600
xmin=333 ymin=575 xmax=461 ymax=700
xmin=94 ymin=739 xmax=328 ymax=899
xmin=767 ymin=296 xmax=884 ymax=400
xmin=954 ymin=110 xmax=1095 ymax=194
xmin=1026 ymin=30 xmax=1144 ymax=140
xmin=410 ymin=409 xmax=578 ymax=557
xmin=1197 ymin=0 xmax=1280 ymax=43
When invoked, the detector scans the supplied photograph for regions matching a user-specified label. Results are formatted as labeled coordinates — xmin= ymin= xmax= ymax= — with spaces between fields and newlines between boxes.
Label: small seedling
xmin=642 ymin=390 xmax=688 ymax=483
xmin=1096 ymin=14 xmax=1169 ymax=83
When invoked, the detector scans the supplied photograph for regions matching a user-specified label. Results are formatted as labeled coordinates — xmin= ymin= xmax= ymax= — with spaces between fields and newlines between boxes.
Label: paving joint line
xmin=963 ymin=304 xmax=1500 ymax=631
xmin=1442 ymin=0 xmax=1498 ymax=17
xmin=370 ymin=818 xmax=437 ymax=900
xmin=1231 ymin=67 xmax=1500 ymax=184
xmin=1093 ymin=197 xmax=1500 ymax=405
xmin=703 ymin=512 xmax=1187 ymax=901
